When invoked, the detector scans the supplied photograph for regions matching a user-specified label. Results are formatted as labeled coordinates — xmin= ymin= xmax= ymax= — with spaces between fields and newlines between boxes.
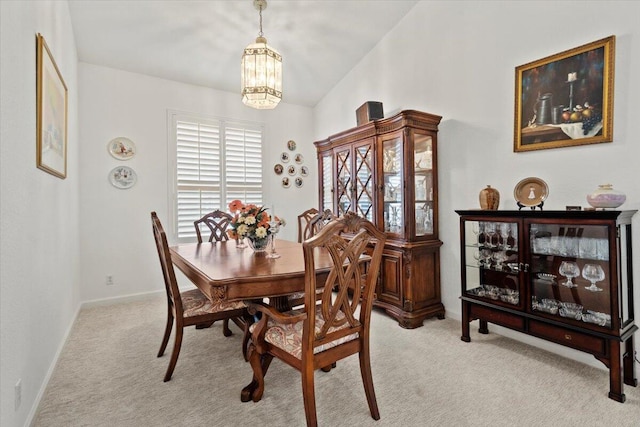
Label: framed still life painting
xmin=36 ymin=33 xmax=68 ymax=178
xmin=514 ymin=36 xmax=615 ymax=152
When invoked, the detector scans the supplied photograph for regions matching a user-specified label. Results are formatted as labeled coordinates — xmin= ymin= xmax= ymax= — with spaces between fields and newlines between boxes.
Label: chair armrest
xmin=247 ymin=301 xmax=307 ymax=324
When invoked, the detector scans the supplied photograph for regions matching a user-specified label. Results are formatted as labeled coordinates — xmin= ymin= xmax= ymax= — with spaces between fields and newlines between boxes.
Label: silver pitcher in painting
xmin=534 ymin=92 xmax=553 ymax=125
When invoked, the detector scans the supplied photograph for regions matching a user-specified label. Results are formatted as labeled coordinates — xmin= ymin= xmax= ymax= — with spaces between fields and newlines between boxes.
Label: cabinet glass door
xmin=319 ymin=151 xmax=333 ymax=212
xmin=414 ymin=134 xmax=434 ymax=236
xmin=463 ymin=220 xmax=521 ymax=306
xmin=354 ymin=142 xmax=374 ymax=221
xmin=529 ymin=222 xmax=612 ymax=329
xmin=382 ymin=136 xmax=403 ymax=235
xmin=335 ymin=148 xmax=352 ymax=216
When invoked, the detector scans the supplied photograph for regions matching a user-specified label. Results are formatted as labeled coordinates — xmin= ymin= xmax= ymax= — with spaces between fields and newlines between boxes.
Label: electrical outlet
xmin=106 ymin=275 xmax=114 ymax=286
xmin=15 ymin=379 xmax=21 ymax=411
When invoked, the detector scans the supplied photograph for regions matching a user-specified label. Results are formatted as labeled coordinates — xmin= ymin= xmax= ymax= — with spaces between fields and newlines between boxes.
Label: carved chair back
xmin=194 ymin=209 xmax=233 ymax=243
xmin=297 ymin=208 xmax=319 ymax=243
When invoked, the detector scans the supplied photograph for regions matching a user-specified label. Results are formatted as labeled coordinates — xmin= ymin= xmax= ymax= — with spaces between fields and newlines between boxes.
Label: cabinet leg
xmin=461 ymin=301 xmax=470 ymax=342
xmin=478 ymin=319 xmax=489 ymax=335
xmin=623 ymin=335 xmax=638 ymax=387
xmin=608 ymin=340 xmax=626 ymax=403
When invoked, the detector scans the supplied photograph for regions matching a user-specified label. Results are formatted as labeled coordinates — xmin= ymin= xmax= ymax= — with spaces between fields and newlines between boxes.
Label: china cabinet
xmin=456 ymin=209 xmax=637 ymax=402
xmin=315 ymin=110 xmax=444 ymax=328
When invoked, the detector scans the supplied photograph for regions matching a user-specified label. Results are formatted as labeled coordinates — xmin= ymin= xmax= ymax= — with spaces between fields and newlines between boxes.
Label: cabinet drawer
xmin=529 ymin=320 xmax=605 ymax=355
xmin=470 ymin=305 xmax=524 ymax=330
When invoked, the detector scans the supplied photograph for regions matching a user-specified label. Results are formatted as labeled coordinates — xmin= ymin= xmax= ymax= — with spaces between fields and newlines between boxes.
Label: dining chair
xmin=297 ymin=207 xmax=319 ymax=243
xmin=193 ymin=209 xmax=243 ymax=334
xmin=308 ymin=209 xmax=336 ymax=236
xmin=194 ymin=209 xmax=233 ymax=243
xmin=151 ymin=212 xmax=250 ymax=382
xmin=289 ymin=209 xmax=338 ymax=308
xmin=243 ymin=212 xmax=386 ymax=426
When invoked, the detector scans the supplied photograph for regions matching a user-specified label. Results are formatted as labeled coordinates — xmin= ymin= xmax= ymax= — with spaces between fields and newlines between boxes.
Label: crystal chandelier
xmin=241 ymin=0 xmax=282 ymax=109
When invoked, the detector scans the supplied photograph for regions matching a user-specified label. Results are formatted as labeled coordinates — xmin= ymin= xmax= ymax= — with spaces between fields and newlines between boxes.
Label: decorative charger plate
xmin=109 ymin=166 xmax=137 ymax=189
xmin=287 ymin=140 xmax=296 ymax=151
xmin=108 ymin=137 xmax=136 ymax=160
xmin=514 ymin=177 xmax=548 ymax=207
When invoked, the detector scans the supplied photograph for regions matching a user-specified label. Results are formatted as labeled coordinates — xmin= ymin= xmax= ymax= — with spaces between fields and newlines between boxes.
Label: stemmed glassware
xmin=485 ymin=223 xmax=496 ymax=248
xmin=558 ymin=261 xmax=580 ymax=288
xmin=582 ymin=263 xmax=605 ymax=292
xmin=265 ymin=220 xmax=281 ymax=259
xmin=499 ymin=223 xmax=511 ymax=249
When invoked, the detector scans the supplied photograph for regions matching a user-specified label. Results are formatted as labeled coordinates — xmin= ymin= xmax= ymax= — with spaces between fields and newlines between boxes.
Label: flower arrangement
xmin=227 ymin=200 xmax=285 ymax=243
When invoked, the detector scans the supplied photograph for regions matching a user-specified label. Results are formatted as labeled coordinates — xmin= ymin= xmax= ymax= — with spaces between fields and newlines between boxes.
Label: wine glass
xmin=485 ymin=223 xmax=496 ymax=248
xmin=582 ymin=263 xmax=605 ymax=292
xmin=499 ymin=223 xmax=511 ymax=249
xmin=558 ymin=261 xmax=579 ymax=288
xmin=471 ymin=222 xmax=480 ymax=244
xmin=265 ymin=221 xmax=281 ymax=259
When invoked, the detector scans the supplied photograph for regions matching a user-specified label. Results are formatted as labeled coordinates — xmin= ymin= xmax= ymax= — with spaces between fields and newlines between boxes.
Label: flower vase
xmin=247 ymin=236 xmax=269 ymax=254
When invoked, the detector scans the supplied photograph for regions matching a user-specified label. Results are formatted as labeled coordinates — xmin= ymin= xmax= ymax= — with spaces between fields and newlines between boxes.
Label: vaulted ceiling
xmin=68 ymin=0 xmax=419 ymax=107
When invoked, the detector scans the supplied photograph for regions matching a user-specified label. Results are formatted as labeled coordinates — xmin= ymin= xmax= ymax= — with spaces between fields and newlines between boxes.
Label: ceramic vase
xmin=586 ymin=184 xmax=626 ymax=209
xmin=479 ymin=185 xmax=500 ymax=210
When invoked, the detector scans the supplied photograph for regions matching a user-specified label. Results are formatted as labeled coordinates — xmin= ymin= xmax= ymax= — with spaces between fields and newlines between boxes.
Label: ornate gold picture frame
xmin=36 ymin=33 xmax=68 ymax=178
xmin=514 ymin=36 xmax=615 ymax=152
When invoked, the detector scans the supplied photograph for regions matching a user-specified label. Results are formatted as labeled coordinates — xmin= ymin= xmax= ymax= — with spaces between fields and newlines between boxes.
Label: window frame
xmin=167 ymin=110 xmax=264 ymax=243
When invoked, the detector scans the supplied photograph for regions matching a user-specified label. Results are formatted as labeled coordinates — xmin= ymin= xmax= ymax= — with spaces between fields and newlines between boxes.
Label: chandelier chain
xmin=258 ymin=4 xmax=264 ymax=37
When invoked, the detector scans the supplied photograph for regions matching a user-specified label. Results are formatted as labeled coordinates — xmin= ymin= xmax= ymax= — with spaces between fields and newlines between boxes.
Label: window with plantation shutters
xmin=169 ymin=112 xmax=263 ymax=242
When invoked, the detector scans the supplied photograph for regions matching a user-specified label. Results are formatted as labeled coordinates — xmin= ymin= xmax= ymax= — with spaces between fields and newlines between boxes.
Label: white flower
xmin=236 ymin=216 xmax=245 ymax=224
xmin=244 ymin=215 xmax=257 ymax=225
xmin=237 ymin=224 xmax=248 ymax=237
xmin=255 ymin=226 xmax=267 ymax=239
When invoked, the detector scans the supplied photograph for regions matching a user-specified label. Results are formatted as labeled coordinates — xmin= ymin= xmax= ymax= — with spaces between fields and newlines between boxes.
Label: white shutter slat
xmin=174 ymin=116 xmax=263 ymax=240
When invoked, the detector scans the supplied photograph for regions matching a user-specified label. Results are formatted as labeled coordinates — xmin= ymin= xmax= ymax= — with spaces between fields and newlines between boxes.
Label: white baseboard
xmin=81 ymin=289 xmax=164 ymax=308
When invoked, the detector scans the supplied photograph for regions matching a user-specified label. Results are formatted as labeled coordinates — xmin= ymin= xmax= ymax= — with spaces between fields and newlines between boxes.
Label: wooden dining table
xmin=169 ymin=239 xmax=332 ymax=311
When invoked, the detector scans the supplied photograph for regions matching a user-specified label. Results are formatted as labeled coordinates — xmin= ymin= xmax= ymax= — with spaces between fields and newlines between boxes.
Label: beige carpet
xmin=33 ymin=294 xmax=640 ymax=426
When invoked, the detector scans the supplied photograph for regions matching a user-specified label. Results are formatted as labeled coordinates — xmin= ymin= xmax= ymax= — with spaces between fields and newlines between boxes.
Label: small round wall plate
xmin=294 ymin=153 xmax=304 ymax=164
xmin=108 ymin=137 xmax=136 ymax=160
xmin=514 ymin=177 xmax=548 ymax=207
xmin=274 ymin=164 xmax=283 ymax=175
xmin=295 ymin=177 xmax=303 ymax=188
xmin=287 ymin=165 xmax=296 ymax=175
xmin=282 ymin=177 xmax=291 ymax=188
xmin=287 ymin=140 xmax=296 ymax=151
xmin=109 ymin=166 xmax=137 ymax=189
xmin=300 ymin=165 xmax=309 ymax=177
xmin=280 ymin=152 xmax=290 ymax=163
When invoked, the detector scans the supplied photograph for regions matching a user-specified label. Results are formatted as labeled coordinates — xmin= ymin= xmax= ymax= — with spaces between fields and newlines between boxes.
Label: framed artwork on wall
xmin=514 ymin=36 xmax=615 ymax=152
xmin=36 ymin=33 xmax=68 ymax=178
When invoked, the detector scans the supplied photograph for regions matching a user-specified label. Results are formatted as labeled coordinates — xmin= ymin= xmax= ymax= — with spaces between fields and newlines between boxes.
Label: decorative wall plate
xmin=108 ymin=137 xmax=136 ymax=160
xmin=282 ymin=177 xmax=291 ymax=188
xmin=300 ymin=166 xmax=309 ymax=177
xmin=287 ymin=165 xmax=296 ymax=175
xmin=295 ymin=177 xmax=303 ymax=188
xmin=280 ymin=152 xmax=290 ymax=163
xmin=287 ymin=140 xmax=296 ymax=151
xmin=109 ymin=166 xmax=137 ymax=189
xmin=514 ymin=177 xmax=548 ymax=208
xmin=274 ymin=164 xmax=283 ymax=175
xmin=294 ymin=153 xmax=304 ymax=164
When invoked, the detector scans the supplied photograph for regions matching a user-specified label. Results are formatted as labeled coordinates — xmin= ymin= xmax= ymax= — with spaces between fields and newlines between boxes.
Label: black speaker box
xmin=356 ymin=101 xmax=384 ymax=126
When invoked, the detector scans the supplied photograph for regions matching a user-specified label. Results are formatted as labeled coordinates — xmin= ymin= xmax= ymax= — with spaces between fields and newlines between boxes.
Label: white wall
xmin=314 ymin=0 xmax=640 ymax=368
xmin=77 ymin=64 xmax=316 ymax=302
xmin=0 ymin=2 xmax=80 ymax=426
